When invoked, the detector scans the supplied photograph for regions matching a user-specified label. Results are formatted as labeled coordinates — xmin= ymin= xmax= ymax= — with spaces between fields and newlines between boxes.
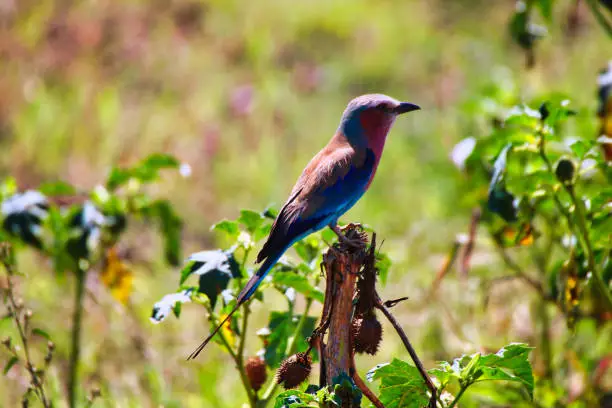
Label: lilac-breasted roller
xmin=188 ymin=94 xmax=420 ymax=359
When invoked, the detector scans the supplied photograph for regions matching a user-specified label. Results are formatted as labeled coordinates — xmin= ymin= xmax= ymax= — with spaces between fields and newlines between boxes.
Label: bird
xmin=187 ymin=94 xmax=420 ymax=359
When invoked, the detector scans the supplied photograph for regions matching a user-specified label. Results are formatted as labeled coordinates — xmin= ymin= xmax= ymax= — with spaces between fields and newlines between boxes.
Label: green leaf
xmin=3 ymin=356 xmax=18 ymax=375
xmin=38 ymin=181 xmax=76 ymax=196
xmin=428 ymin=361 xmax=455 ymax=388
xmin=264 ymin=311 xmax=317 ymax=368
xmin=181 ymin=250 xmax=241 ymax=308
xmin=453 ymin=343 xmax=535 ymax=399
xmin=534 ymin=0 xmax=553 ymax=22
xmin=569 ymin=140 xmax=591 ymax=159
xmin=273 ymin=390 xmax=317 ymax=408
xmin=150 ymin=288 xmax=194 ymax=323
xmin=540 ymin=100 xmax=576 ymax=127
xmin=273 ymin=272 xmax=324 ymax=303
xmin=376 ymin=252 xmax=392 ymax=286
xmin=132 ymin=154 xmax=180 ymax=183
xmin=0 ymin=177 xmax=17 ymax=199
xmin=488 ymin=144 xmax=518 ymax=222
xmin=238 ymin=209 xmax=265 ymax=234
xmin=106 ymin=168 xmax=133 ymax=191
xmin=145 ymin=200 xmax=182 ymax=266
xmin=293 ymin=235 xmax=321 ymax=263
xmin=32 ymin=328 xmax=51 ymax=340
xmin=366 ymin=359 xmax=430 ymax=408
xmin=212 ymin=220 xmax=240 ymax=241
xmin=140 ymin=153 xmax=180 ymax=170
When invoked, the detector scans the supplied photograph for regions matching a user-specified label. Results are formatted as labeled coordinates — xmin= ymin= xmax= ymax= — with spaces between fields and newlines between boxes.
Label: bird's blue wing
xmin=256 ymin=148 xmax=375 ymax=265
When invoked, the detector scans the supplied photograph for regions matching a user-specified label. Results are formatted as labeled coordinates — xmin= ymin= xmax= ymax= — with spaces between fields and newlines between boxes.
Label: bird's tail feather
xmin=187 ymin=253 xmax=280 ymax=360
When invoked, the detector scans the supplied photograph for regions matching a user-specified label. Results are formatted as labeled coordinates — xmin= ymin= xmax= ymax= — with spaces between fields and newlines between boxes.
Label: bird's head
xmin=338 ymin=94 xmax=420 ymax=150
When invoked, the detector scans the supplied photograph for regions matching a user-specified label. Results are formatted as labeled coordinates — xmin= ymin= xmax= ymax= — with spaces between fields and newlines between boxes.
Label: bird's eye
xmin=376 ymin=103 xmax=391 ymax=112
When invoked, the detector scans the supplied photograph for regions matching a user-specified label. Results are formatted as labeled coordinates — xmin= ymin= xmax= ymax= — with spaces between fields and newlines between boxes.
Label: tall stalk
xmin=68 ymin=265 xmax=87 ymax=408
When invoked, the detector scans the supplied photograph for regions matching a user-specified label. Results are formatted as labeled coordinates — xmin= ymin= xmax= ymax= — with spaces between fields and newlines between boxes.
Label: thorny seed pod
xmin=245 ymin=356 xmax=267 ymax=391
xmin=276 ymin=352 xmax=312 ymax=389
xmin=352 ymin=314 xmax=382 ymax=355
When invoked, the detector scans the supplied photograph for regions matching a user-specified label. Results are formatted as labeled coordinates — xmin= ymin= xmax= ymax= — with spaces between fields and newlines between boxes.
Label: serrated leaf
xmin=32 ymin=328 xmax=51 ymax=340
xmin=366 ymin=359 xmax=430 ymax=408
xmin=264 ymin=311 xmax=317 ymax=368
xmin=454 ymin=343 xmax=535 ymax=399
xmin=238 ymin=209 xmax=265 ymax=233
xmin=428 ymin=361 xmax=455 ymax=388
xmin=273 ymin=390 xmax=317 ymax=408
xmin=3 ymin=356 xmax=18 ymax=375
xmin=273 ymin=272 xmax=324 ymax=303
xmin=212 ymin=220 xmax=240 ymax=240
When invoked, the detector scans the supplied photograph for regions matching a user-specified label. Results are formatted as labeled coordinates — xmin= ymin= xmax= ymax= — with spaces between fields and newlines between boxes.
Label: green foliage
xmin=367 ymin=359 xmax=431 ymax=408
xmin=368 ymin=344 xmax=534 ymax=408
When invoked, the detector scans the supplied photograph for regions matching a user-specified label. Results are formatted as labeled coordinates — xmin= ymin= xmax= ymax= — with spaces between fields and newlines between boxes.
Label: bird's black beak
xmin=394 ymin=102 xmax=421 ymax=114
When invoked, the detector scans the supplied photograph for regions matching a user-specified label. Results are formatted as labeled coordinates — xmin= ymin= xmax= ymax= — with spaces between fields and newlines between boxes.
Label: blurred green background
xmin=0 ymin=0 xmax=610 ymax=406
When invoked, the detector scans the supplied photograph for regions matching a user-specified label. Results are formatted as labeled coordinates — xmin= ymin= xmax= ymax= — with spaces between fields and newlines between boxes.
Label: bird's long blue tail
xmin=187 ymin=254 xmax=280 ymax=360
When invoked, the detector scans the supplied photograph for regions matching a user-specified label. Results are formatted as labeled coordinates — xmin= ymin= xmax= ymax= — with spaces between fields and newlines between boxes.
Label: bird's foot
xmin=330 ymin=224 xmax=366 ymax=249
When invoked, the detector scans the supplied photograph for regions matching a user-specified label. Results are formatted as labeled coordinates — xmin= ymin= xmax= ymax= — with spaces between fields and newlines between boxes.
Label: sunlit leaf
xmin=238 ymin=209 xmax=265 ymax=234
xmin=273 ymin=272 xmax=324 ymax=303
xmin=375 ymin=252 xmax=392 ymax=286
xmin=38 ymin=181 xmax=76 ymax=196
xmin=150 ymin=288 xmax=194 ymax=323
xmin=181 ymin=249 xmax=241 ymax=308
xmin=472 ymin=344 xmax=535 ymax=399
xmin=3 ymin=356 xmax=18 ymax=375
xmin=488 ymin=144 xmax=518 ymax=222
xmin=32 ymin=328 xmax=51 ymax=340
xmin=273 ymin=390 xmax=317 ymax=408
xmin=212 ymin=220 xmax=240 ymax=241
xmin=366 ymin=359 xmax=429 ymax=408
xmin=106 ymin=168 xmax=132 ymax=191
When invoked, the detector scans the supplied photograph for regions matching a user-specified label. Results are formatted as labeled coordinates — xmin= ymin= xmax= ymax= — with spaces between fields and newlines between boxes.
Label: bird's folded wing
xmin=257 ymin=146 xmax=375 ymax=264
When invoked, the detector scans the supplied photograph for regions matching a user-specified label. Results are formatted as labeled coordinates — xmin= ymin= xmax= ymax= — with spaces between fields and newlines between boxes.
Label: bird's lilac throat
xmin=359 ymin=109 xmax=395 ymax=187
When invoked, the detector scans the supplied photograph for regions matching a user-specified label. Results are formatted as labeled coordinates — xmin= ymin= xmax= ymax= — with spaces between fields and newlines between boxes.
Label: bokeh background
xmin=0 ymin=0 xmax=610 ymax=407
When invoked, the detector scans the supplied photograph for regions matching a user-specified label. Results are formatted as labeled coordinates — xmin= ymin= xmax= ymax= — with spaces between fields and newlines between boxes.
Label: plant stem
xmin=447 ymin=384 xmax=468 ymax=408
xmin=258 ymin=296 xmax=315 ymax=406
xmin=209 ymin=305 xmax=256 ymax=406
xmin=538 ymin=129 xmax=612 ymax=310
xmin=68 ymin=265 xmax=87 ymax=408
xmin=585 ymin=0 xmax=612 ymax=37
xmin=1 ymin=252 xmax=50 ymax=408
xmin=564 ymin=186 xmax=612 ymax=309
